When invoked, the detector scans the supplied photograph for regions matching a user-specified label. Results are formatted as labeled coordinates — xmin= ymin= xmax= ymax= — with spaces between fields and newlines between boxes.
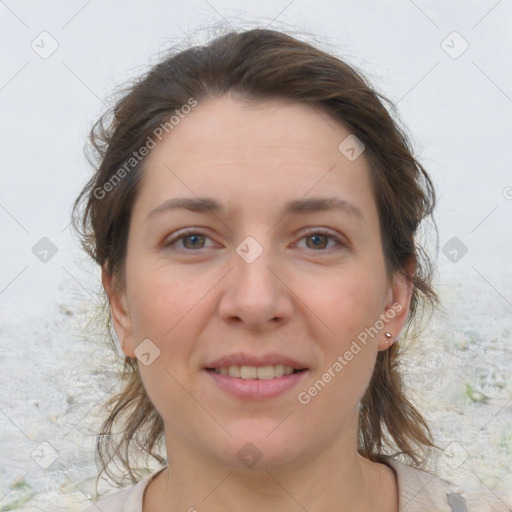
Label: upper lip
xmin=205 ymin=353 xmax=309 ymax=370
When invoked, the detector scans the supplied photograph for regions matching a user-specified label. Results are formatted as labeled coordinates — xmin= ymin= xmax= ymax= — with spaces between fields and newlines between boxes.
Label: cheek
xmin=299 ymin=276 xmax=382 ymax=414
xmin=301 ymin=267 xmax=385 ymax=399
xmin=305 ymin=265 xmax=387 ymax=339
xmin=122 ymin=276 xmax=196 ymax=399
xmin=125 ymin=265 xmax=204 ymax=414
xmin=126 ymin=257 xmax=204 ymax=339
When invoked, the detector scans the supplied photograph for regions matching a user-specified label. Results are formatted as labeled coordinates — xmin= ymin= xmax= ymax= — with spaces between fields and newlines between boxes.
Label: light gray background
xmin=1 ymin=1 xmax=511 ymax=510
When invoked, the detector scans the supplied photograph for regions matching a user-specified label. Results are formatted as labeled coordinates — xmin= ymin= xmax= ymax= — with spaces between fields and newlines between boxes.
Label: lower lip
xmin=204 ymin=369 xmax=309 ymax=399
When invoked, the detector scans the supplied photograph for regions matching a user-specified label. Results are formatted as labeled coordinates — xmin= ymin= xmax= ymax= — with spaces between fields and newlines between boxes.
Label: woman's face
xmin=105 ymin=94 xmax=411 ymax=471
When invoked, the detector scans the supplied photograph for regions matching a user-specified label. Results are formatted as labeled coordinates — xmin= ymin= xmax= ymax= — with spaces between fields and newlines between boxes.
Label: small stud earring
xmin=385 ymin=332 xmax=392 ymax=344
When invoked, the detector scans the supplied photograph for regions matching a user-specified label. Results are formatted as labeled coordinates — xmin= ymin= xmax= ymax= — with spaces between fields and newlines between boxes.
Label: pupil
xmin=185 ymin=234 xmax=203 ymax=249
xmin=309 ymin=234 xmax=327 ymax=249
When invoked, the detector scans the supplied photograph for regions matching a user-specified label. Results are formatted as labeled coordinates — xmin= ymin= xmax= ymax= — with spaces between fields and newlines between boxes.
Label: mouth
xmin=205 ymin=365 xmax=307 ymax=380
xmin=203 ymin=364 xmax=309 ymax=400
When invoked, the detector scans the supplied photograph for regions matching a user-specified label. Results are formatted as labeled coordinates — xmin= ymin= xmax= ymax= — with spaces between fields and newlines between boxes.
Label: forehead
xmin=158 ymin=94 xmax=352 ymax=162
xmin=133 ymin=95 xmax=377 ymax=223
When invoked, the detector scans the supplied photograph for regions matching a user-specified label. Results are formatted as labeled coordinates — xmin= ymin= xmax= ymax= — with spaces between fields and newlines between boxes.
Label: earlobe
xmin=101 ymin=267 xmax=136 ymax=358
xmin=378 ymin=267 xmax=415 ymax=352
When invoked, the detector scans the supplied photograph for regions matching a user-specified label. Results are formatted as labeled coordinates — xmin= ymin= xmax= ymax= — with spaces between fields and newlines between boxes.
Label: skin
xmin=103 ymin=93 xmax=414 ymax=512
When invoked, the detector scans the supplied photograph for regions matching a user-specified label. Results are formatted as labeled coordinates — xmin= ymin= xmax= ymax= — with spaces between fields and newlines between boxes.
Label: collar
xmin=382 ymin=455 xmax=468 ymax=511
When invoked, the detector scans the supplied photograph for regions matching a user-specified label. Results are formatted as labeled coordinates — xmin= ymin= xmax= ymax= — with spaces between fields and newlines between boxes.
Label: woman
xmin=74 ymin=28 xmax=511 ymax=512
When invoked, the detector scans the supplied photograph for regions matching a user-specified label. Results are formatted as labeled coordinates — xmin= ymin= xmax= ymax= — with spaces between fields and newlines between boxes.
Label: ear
xmin=101 ymin=266 xmax=136 ymax=358
xmin=377 ymin=256 xmax=416 ymax=352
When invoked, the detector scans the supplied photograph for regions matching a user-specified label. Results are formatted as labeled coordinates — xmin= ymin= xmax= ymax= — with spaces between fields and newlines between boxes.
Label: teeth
xmin=213 ymin=364 xmax=297 ymax=379
xmin=228 ymin=366 xmax=240 ymax=377
xmin=240 ymin=366 xmax=257 ymax=379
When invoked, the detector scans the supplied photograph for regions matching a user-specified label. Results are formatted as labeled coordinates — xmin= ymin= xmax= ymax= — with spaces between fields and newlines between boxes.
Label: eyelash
xmin=163 ymin=229 xmax=346 ymax=254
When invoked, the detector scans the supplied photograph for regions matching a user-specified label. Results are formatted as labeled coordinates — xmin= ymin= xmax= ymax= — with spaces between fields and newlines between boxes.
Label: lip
xmin=204 ymin=352 xmax=309 ymax=370
xmin=204 ymin=368 xmax=309 ymax=400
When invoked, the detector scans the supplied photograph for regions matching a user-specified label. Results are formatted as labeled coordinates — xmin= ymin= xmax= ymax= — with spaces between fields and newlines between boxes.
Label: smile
xmin=209 ymin=364 xmax=302 ymax=379
xmin=204 ymin=367 xmax=309 ymax=399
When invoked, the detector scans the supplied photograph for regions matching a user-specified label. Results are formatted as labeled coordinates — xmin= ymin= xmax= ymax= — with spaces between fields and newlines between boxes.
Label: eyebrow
xmin=146 ymin=196 xmax=364 ymax=222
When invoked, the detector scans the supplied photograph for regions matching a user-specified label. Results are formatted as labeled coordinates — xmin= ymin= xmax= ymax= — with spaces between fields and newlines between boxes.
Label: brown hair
xmin=72 ymin=27 xmax=440 ymax=488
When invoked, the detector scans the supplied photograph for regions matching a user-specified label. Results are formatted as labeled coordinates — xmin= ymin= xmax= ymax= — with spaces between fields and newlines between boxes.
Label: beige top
xmin=81 ymin=456 xmax=512 ymax=511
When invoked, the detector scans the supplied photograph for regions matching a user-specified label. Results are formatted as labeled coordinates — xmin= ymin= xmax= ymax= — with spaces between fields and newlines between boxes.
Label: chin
xmin=207 ymin=425 xmax=304 ymax=472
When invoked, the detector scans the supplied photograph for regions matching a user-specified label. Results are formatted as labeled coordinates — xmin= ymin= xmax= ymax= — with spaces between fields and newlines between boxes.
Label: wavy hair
xmin=72 ymin=27 xmax=440 ymax=488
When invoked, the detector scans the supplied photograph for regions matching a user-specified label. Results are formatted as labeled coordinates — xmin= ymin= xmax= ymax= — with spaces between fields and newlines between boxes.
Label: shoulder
xmin=382 ymin=456 xmax=512 ymax=512
xmin=81 ymin=487 xmax=134 ymax=512
xmin=80 ymin=468 xmax=166 ymax=512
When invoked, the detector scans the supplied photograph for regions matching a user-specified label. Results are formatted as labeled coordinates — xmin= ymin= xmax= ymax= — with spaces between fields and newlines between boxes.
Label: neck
xmin=145 ymin=412 xmax=396 ymax=512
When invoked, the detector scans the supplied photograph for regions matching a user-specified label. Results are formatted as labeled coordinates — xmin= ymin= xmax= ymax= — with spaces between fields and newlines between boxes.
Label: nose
xmin=218 ymin=237 xmax=294 ymax=330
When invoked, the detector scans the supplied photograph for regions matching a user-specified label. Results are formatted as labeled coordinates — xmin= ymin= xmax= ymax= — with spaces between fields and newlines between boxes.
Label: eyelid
xmin=293 ymin=228 xmax=348 ymax=251
xmin=163 ymin=228 xmax=218 ymax=250
xmin=162 ymin=227 xmax=349 ymax=252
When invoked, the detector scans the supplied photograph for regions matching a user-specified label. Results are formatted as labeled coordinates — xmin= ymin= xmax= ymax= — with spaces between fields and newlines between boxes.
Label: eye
xmin=163 ymin=230 xmax=216 ymax=251
xmin=295 ymin=230 xmax=345 ymax=252
xmin=163 ymin=229 xmax=347 ymax=253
